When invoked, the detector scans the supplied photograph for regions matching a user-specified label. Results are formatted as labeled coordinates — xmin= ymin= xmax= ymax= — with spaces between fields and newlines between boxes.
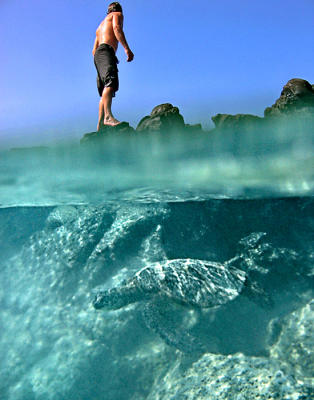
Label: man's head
xmin=107 ymin=2 xmax=122 ymax=14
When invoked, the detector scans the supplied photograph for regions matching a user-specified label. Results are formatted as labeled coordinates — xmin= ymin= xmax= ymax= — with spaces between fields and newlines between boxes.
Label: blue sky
xmin=0 ymin=0 xmax=313 ymax=146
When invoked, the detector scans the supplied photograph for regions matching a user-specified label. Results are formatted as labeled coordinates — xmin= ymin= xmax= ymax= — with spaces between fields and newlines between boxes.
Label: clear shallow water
xmin=0 ymin=124 xmax=313 ymax=399
xmin=1 ymin=118 xmax=313 ymax=207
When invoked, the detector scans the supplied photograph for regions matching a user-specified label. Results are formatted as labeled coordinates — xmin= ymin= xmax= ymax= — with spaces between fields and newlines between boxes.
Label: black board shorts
xmin=94 ymin=43 xmax=119 ymax=97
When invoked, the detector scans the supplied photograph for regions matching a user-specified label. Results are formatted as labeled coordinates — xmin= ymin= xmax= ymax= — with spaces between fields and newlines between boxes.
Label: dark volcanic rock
xmin=136 ymin=103 xmax=186 ymax=133
xmin=264 ymin=78 xmax=314 ymax=117
xmin=79 ymin=77 xmax=312 ymax=143
xmin=211 ymin=78 xmax=314 ymax=135
xmin=211 ymin=113 xmax=264 ymax=132
xmin=80 ymin=122 xmax=135 ymax=144
xmin=185 ymin=123 xmax=203 ymax=133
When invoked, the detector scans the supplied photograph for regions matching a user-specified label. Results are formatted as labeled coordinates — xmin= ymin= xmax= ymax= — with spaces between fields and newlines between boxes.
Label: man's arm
xmin=112 ymin=13 xmax=134 ymax=62
xmin=92 ymin=36 xmax=99 ymax=56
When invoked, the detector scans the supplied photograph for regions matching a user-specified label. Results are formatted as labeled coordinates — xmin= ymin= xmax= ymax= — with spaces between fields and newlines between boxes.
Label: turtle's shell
xmin=133 ymin=259 xmax=247 ymax=308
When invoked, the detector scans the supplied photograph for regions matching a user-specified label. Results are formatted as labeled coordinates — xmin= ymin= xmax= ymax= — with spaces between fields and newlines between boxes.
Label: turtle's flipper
xmin=142 ymin=300 xmax=205 ymax=354
xmin=242 ymin=278 xmax=274 ymax=309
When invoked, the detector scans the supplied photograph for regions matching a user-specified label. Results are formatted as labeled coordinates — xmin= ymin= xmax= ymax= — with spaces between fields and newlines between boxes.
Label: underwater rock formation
xmin=270 ymin=299 xmax=314 ymax=380
xmin=147 ymin=352 xmax=313 ymax=400
xmin=147 ymin=299 xmax=314 ymax=399
xmin=1 ymin=199 xmax=313 ymax=399
xmin=0 ymin=203 xmax=172 ymax=400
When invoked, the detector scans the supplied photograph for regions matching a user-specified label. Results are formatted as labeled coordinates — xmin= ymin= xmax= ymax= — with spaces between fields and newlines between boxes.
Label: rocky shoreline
xmin=81 ymin=78 xmax=314 ymax=144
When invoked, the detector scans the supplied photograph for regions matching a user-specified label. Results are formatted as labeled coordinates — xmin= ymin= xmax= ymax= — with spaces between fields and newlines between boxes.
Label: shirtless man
xmin=92 ymin=2 xmax=134 ymax=128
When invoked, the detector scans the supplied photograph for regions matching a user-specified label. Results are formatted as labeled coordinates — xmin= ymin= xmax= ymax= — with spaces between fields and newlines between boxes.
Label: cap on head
xmin=107 ymin=2 xmax=122 ymax=14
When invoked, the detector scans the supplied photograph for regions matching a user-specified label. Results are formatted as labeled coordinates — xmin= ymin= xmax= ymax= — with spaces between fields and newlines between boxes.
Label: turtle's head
xmin=92 ymin=285 xmax=144 ymax=310
xmin=93 ymin=288 xmax=124 ymax=310
xmin=93 ymin=291 xmax=110 ymax=309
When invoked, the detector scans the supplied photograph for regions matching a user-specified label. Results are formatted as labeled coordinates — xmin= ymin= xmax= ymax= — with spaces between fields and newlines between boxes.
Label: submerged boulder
xmin=270 ymin=300 xmax=314 ymax=380
xmin=136 ymin=103 xmax=186 ymax=133
xmin=147 ymin=352 xmax=312 ymax=400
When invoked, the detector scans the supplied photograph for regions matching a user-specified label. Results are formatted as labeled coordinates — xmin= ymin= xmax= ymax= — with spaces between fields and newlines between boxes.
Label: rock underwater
xmin=1 ymin=200 xmax=313 ymax=400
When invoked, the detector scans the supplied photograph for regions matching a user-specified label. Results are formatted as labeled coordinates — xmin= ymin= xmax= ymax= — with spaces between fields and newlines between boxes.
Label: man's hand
xmin=112 ymin=13 xmax=133 ymax=62
xmin=125 ymin=48 xmax=134 ymax=62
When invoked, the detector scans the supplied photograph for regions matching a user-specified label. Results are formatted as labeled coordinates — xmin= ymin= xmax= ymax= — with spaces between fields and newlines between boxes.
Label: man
xmin=92 ymin=2 xmax=134 ymax=128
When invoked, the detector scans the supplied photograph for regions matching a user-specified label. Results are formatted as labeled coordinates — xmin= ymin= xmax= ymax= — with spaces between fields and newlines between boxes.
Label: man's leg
xmin=97 ymin=97 xmax=104 ymax=131
xmin=101 ymin=87 xmax=120 ymax=126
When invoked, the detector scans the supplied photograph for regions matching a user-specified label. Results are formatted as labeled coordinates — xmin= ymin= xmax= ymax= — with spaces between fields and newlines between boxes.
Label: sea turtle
xmin=93 ymin=255 xmax=271 ymax=353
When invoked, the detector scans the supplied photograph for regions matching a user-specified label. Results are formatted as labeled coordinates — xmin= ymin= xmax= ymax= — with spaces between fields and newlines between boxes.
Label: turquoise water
xmin=0 ymin=124 xmax=313 ymax=399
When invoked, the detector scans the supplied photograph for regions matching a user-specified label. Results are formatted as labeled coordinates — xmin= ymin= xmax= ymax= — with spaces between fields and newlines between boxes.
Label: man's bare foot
xmin=103 ymin=117 xmax=121 ymax=126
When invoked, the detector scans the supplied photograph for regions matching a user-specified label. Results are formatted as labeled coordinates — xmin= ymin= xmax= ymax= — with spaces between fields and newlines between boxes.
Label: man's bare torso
xmin=93 ymin=6 xmax=133 ymax=128
xmin=96 ymin=12 xmax=123 ymax=52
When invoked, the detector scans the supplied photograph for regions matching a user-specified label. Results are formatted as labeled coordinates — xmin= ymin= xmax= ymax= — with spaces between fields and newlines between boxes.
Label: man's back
xmin=96 ymin=12 xmax=122 ymax=52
